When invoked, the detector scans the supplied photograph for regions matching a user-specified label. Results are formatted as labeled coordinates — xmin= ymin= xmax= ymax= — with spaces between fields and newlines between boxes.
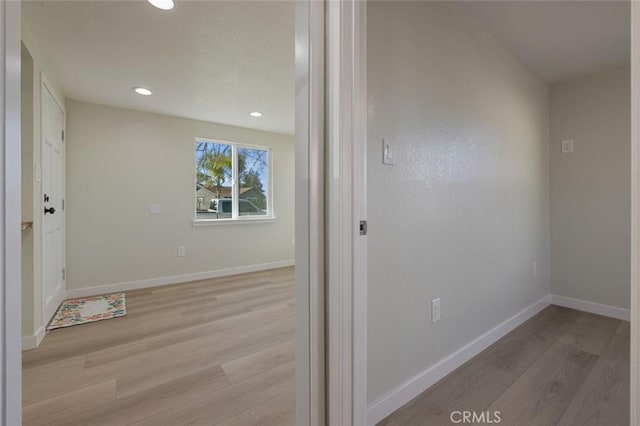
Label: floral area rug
xmin=47 ymin=293 xmax=126 ymax=330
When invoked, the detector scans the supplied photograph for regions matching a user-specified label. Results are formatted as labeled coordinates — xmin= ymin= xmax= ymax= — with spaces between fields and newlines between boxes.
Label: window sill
xmin=192 ymin=216 xmax=277 ymax=227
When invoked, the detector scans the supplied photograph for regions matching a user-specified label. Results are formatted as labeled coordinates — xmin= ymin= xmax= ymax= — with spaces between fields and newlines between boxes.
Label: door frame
xmin=325 ymin=0 xmax=367 ymax=425
xmin=39 ymin=74 xmax=66 ymax=327
xmin=295 ymin=0 xmax=326 ymax=424
xmin=1 ymin=0 xmax=23 ymax=424
xmin=631 ymin=2 xmax=640 ymax=423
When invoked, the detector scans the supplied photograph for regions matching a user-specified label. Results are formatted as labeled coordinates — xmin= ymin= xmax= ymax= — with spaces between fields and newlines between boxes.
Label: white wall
xmin=367 ymin=2 xmax=550 ymax=404
xmin=65 ymin=100 xmax=294 ymax=291
xmin=550 ymin=65 xmax=630 ymax=309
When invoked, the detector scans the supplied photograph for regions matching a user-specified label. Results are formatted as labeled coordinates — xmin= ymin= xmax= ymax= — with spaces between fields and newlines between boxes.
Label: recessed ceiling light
xmin=250 ymin=111 xmax=263 ymax=117
xmin=133 ymin=87 xmax=152 ymax=96
xmin=148 ymin=0 xmax=174 ymax=10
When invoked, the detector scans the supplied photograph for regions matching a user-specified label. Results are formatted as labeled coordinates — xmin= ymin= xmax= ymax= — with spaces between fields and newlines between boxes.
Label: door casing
xmin=325 ymin=0 xmax=368 ymax=425
xmin=1 ymin=0 xmax=23 ymax=424
xmin=295 ymin=0 xmax=326 ymax=424
xmin=630 ymin=2 xmax=640 ymax=424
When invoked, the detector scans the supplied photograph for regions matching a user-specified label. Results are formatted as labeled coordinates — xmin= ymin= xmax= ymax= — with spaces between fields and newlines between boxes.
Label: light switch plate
xmin=431 ymin=298 xmax=440 ymax=323
xmin=561 ymin=139 xmax=574 ymax=153
xmin=382 ymin=138 xmax=395 ymax=165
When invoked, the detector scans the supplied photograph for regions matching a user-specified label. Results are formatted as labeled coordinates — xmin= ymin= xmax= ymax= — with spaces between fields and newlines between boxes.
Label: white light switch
xmin=431 ymin=298 xmax=440 ymax=323
xmin=382 ymin=138 xmax=395 ymax=165
xmin=177 ymin=246 xmax=186 ymax=257
xmin=149 ymin=204 xmax=161 ymax=215
xmin=561 ymin=139 xmax=574 ymax=153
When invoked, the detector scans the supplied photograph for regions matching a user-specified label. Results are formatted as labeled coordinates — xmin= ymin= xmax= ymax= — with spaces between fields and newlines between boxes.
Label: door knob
xmin=44 ymin=207 xmax=56 ymax=215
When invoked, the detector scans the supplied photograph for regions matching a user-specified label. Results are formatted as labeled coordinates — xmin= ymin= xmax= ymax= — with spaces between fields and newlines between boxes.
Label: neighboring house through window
xmin=195 ymin=138 xmax=272 ymax=221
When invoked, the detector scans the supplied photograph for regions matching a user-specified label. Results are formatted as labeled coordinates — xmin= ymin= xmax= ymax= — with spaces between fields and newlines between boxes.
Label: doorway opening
xmin=363 ymin=2 xmax=632 ymax=425
xmin=18 ymin=1 xmax=314 ymax=424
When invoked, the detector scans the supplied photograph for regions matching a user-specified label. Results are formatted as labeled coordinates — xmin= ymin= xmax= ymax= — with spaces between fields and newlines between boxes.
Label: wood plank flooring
xmin=379 ymin=305 xmax=630 ymax=426
xmin=25 ymin=274 xmax=630 ymax=426
xmin=22 ymin=267 xmax=296 ymax=426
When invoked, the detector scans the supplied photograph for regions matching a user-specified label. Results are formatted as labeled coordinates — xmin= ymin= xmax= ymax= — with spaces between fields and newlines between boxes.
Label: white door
xmin=42 ymin=82 xmax=66 ymax=324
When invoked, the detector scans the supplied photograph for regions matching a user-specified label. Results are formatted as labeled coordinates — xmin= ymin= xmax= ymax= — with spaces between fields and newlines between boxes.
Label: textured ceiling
xmin=23 ymin=1 xmax=294 ymax=134
xmin=454 ymin=0 xmax=630 ymax=83
xmin=23 ymin=0 xmax=628 ymax=132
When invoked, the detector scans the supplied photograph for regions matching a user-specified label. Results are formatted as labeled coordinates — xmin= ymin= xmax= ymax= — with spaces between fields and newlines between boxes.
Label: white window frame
xmin=193 ymin=137 xmax=275 ymax=225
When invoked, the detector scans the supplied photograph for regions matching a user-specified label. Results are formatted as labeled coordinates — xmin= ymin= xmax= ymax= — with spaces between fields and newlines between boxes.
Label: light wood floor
xmin=22 ymin=267 xmax=296 ymax=426
xmin=379 ymin=305 xmax=630 ymax=426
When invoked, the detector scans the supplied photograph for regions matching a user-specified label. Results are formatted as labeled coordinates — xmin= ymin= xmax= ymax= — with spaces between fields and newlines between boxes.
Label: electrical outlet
xmin=561 ymin=139 xmax=574 ymax=153
xmin=177 ymin=246 xmax=186 ymax=257
xmin=532 ymin=261 xmax=538 ymax=278
xmin=431 ymin=298 xmax=441 ymax=323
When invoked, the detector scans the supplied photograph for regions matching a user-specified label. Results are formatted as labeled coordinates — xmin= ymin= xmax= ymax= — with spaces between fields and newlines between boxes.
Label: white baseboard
xmin=65 ymin=259 xmax=295 ymax=299
xmin=22 ymin=325 xmax=45 ymax=351
xmin=366 ymin=295 xmax=551 ymax=426
xmin=22 ymin=333 xmax=36 ymax=351
xmin=549 ymin=294 xmax=630 ymax=321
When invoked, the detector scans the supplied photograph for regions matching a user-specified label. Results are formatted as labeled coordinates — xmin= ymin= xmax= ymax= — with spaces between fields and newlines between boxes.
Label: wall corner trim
xmin=65 ymin=260 xmax=295 ymax=299
xmin=21 ymin=326 xmax=45 ymax=351
xmin=365 ymin=295 xmax=551 ymax=426
xmin=549 ymin=295 xmax=630 ymax=321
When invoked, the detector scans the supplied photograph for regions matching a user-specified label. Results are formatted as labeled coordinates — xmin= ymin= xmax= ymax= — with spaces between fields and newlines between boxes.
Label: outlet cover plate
xmin=561 ymin=139 xmax=574 ymax=153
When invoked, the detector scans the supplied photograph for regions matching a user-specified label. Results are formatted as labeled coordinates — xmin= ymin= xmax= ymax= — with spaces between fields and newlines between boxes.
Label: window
xmin=195 ymin=139 xmax=271 ymax=221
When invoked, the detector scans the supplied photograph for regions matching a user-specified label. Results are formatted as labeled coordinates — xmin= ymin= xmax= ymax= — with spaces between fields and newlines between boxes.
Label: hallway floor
xmin=379 ymin=305 xmax=630 ymax=426
xmin=22 ymin=267 xmax=295 ymax=426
